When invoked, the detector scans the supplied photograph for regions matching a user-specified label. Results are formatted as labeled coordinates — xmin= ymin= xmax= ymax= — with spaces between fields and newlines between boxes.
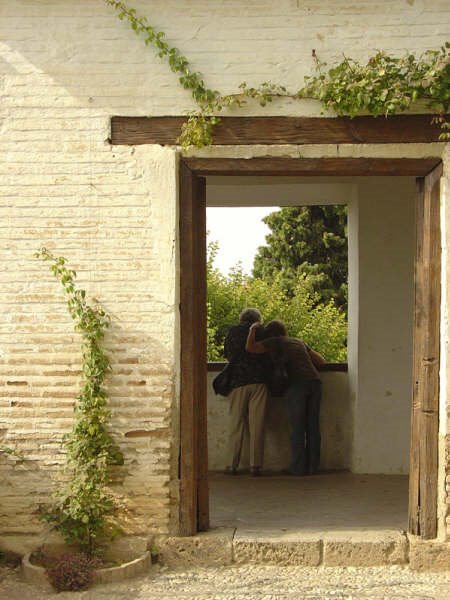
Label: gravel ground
xmin=1 ymin=564 xmax=450 ymax=600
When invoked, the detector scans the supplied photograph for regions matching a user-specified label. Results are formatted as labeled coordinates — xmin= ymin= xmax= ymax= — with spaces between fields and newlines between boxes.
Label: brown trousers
xmin=227 ymin=383 xmax=268 ymax=469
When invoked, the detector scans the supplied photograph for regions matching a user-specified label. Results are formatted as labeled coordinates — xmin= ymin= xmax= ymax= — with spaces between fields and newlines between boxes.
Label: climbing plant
xmin=35 ymin=248 xmax=123 ymax=555
xmin=104 ymin=0 xmax=449 ymax=147
xmin=104 ymin=0 xmax=241 ymax=148
xmin=298 ymin=48 xmax=450 ymax=130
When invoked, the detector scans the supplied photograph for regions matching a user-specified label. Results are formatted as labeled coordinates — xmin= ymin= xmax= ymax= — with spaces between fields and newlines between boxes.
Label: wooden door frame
xmin=179 ymin=162 xmax=208 ymax=535
xmin=409 ymin=163 xmax=443 ymax=538
xmin=178 ymin=155 xmax=442 ymax=537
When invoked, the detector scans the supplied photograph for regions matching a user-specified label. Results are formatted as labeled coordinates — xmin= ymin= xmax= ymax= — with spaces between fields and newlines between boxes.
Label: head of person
xmin=239 ymin=307 xmax=261 ymax=326
xmin=264 ymin=319 xmax=287 ymax=338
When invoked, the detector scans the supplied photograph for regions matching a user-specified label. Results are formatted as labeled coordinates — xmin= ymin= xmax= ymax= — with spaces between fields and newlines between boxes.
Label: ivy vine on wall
xmin=35 ymin=248 xmax=123 ymax=554
xmin=105 ymin=0 xmax=449 ymax=148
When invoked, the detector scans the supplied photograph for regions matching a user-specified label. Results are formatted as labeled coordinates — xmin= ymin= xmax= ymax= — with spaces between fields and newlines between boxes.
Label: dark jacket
xmin=224 ymin=323 xmax=269 ymax=391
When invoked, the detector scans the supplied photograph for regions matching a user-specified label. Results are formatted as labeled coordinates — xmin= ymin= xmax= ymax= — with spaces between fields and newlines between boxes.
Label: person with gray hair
xmin=223 ymin=307 xmax=269 ymax=476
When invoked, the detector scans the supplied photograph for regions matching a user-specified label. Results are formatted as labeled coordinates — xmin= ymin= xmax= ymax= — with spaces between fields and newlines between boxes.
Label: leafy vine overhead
xmin=105 ymin=0 xmax=449 ymax=147
xmin=35 ymin=248 xmax=123 ymax=554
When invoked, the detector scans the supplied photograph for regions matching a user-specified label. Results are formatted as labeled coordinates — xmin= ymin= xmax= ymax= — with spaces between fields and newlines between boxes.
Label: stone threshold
xmin=155 ymin=528 xmax=450 ymax=571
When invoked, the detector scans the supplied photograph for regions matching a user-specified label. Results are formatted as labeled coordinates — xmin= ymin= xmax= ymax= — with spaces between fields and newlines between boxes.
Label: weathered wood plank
xmin=409 ymin=177 xmax=425 ymax=536
xmin=179 ymin=167 xmax=209 ymax=535
xmin=183 ymin=157 xmax=441 ymax=177
xmin=419 ymin=412 xmax=439 ymax=538
xmin=409 ymin=163 xmax=442 ymax=539
xmin=194 ymin=176 xmax=209 ymax=532
xmin=179 ymin=161 xmax=198 ymax=536
xmin=418 ymin=164 xmax=441 ymax=539
xmin=420 ymin=164 xmax=442 ymax=415
xmin=111 ymin=115 xmax=446 ymax=146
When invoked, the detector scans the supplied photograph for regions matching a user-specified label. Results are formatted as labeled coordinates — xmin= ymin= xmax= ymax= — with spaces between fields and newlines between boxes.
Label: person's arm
xmin=308 ymin=347 xmax=326 ymax=367
xmin=245 ymin=323 xmax=267 ymax=354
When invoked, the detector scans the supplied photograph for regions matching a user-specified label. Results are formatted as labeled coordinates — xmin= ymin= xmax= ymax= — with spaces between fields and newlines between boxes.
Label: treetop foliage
xmin=253 ymin=205 xmax=348 ymax=310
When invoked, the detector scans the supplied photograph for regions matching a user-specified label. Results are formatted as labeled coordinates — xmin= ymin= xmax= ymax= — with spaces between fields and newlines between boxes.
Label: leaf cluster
xmin=298 ymin=45 xmax=450 ymax=139
xmin=239 ymin=81 xmax=289 ymax=107
xmin=35 ymin=248 xmax=123 ymax=554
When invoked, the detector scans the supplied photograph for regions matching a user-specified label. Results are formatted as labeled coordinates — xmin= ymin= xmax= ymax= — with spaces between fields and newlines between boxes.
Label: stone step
xmin=156 ymin=528 xmax=450 ymax=571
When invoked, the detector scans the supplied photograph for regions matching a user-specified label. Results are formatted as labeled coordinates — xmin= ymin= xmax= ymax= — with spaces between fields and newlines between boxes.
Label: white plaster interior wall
xmin=207 ymin=177 xmax=353 ymax=207
xmin=352 ymin=177 xmax=416 ymax=474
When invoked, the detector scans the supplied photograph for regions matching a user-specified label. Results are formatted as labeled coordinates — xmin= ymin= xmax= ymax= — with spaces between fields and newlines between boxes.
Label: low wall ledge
xmin=208 ymin=362 xmax=348 ymax=372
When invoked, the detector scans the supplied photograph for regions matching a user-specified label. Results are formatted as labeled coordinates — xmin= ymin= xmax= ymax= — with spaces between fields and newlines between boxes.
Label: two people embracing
xmin=221 ymin=307 xmax=325 ymax=477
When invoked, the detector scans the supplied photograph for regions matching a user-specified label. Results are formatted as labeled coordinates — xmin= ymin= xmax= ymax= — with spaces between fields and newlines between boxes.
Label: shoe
xmin=250 ymin=466 xmax=262 ymax=477
xmin=224 ymin=466 xmax=237 ymax=475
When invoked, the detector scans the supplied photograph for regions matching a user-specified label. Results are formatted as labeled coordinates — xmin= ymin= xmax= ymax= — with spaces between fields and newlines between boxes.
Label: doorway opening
xmin=179 ymin=157 xmax=442 ymax=540
xmin=206 ymin=194 xmax=348 ymax=477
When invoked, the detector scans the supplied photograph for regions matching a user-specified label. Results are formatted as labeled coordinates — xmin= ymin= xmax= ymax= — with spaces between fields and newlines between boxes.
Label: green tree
xmin=252 ymin=206 xmax=348 ymax=309
xmin=207 ymin=241 xmax=347 ymax=362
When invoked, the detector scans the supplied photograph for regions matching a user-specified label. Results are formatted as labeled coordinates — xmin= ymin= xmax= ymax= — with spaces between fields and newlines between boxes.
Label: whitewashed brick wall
xmin=0 ymin=0 xmax=449 ymax=547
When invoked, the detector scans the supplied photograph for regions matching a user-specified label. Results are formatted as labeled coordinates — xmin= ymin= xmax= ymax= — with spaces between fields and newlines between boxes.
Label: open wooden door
xmin=179 ymin=161 xmax=209 ymax=535
xmin=409 ymin=163 xmax=442 ymax=538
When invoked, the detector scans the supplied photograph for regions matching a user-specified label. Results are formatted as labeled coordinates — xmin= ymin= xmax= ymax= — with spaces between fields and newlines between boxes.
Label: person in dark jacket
xmin=224 ymin=307 xmax=269 ymax=477
xmin=246 ymin=319 xmax=325 ymax=476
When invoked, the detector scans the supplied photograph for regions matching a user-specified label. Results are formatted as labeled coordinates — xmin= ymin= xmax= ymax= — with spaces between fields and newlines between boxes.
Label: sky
xmin=206 ymin=206 xmax=278 ymax=275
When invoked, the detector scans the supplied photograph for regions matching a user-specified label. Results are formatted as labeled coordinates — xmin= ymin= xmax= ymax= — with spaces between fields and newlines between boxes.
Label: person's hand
xmin=249 ymin=322 xmax=261 ymax=331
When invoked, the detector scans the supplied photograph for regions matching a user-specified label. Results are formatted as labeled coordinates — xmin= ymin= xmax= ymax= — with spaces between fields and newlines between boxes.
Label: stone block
xmin=323 ymin=531 xmax=408 ymax=566
xmin=233 ymin=531 xmax=321 ymax=566
xmin=155 ymin=528 xmax=234 ymax=567
xmin=409 ymin=536 xmax=450 ymax=571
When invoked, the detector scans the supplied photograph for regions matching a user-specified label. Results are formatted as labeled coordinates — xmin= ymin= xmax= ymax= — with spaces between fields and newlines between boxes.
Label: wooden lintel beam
xmin=111 ymin=114 xmax=447 ymax=146
xmin=182 ymin=157 xmax=441 ymax=177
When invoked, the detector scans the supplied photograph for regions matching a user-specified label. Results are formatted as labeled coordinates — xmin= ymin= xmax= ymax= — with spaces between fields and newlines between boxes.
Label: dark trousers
xmin=285 ymin=379 xmax=322 ymax=475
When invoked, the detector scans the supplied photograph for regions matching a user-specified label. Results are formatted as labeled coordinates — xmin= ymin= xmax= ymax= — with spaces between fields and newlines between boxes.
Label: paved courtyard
xmin=1 ymin=563 xmax=450 ymax=599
